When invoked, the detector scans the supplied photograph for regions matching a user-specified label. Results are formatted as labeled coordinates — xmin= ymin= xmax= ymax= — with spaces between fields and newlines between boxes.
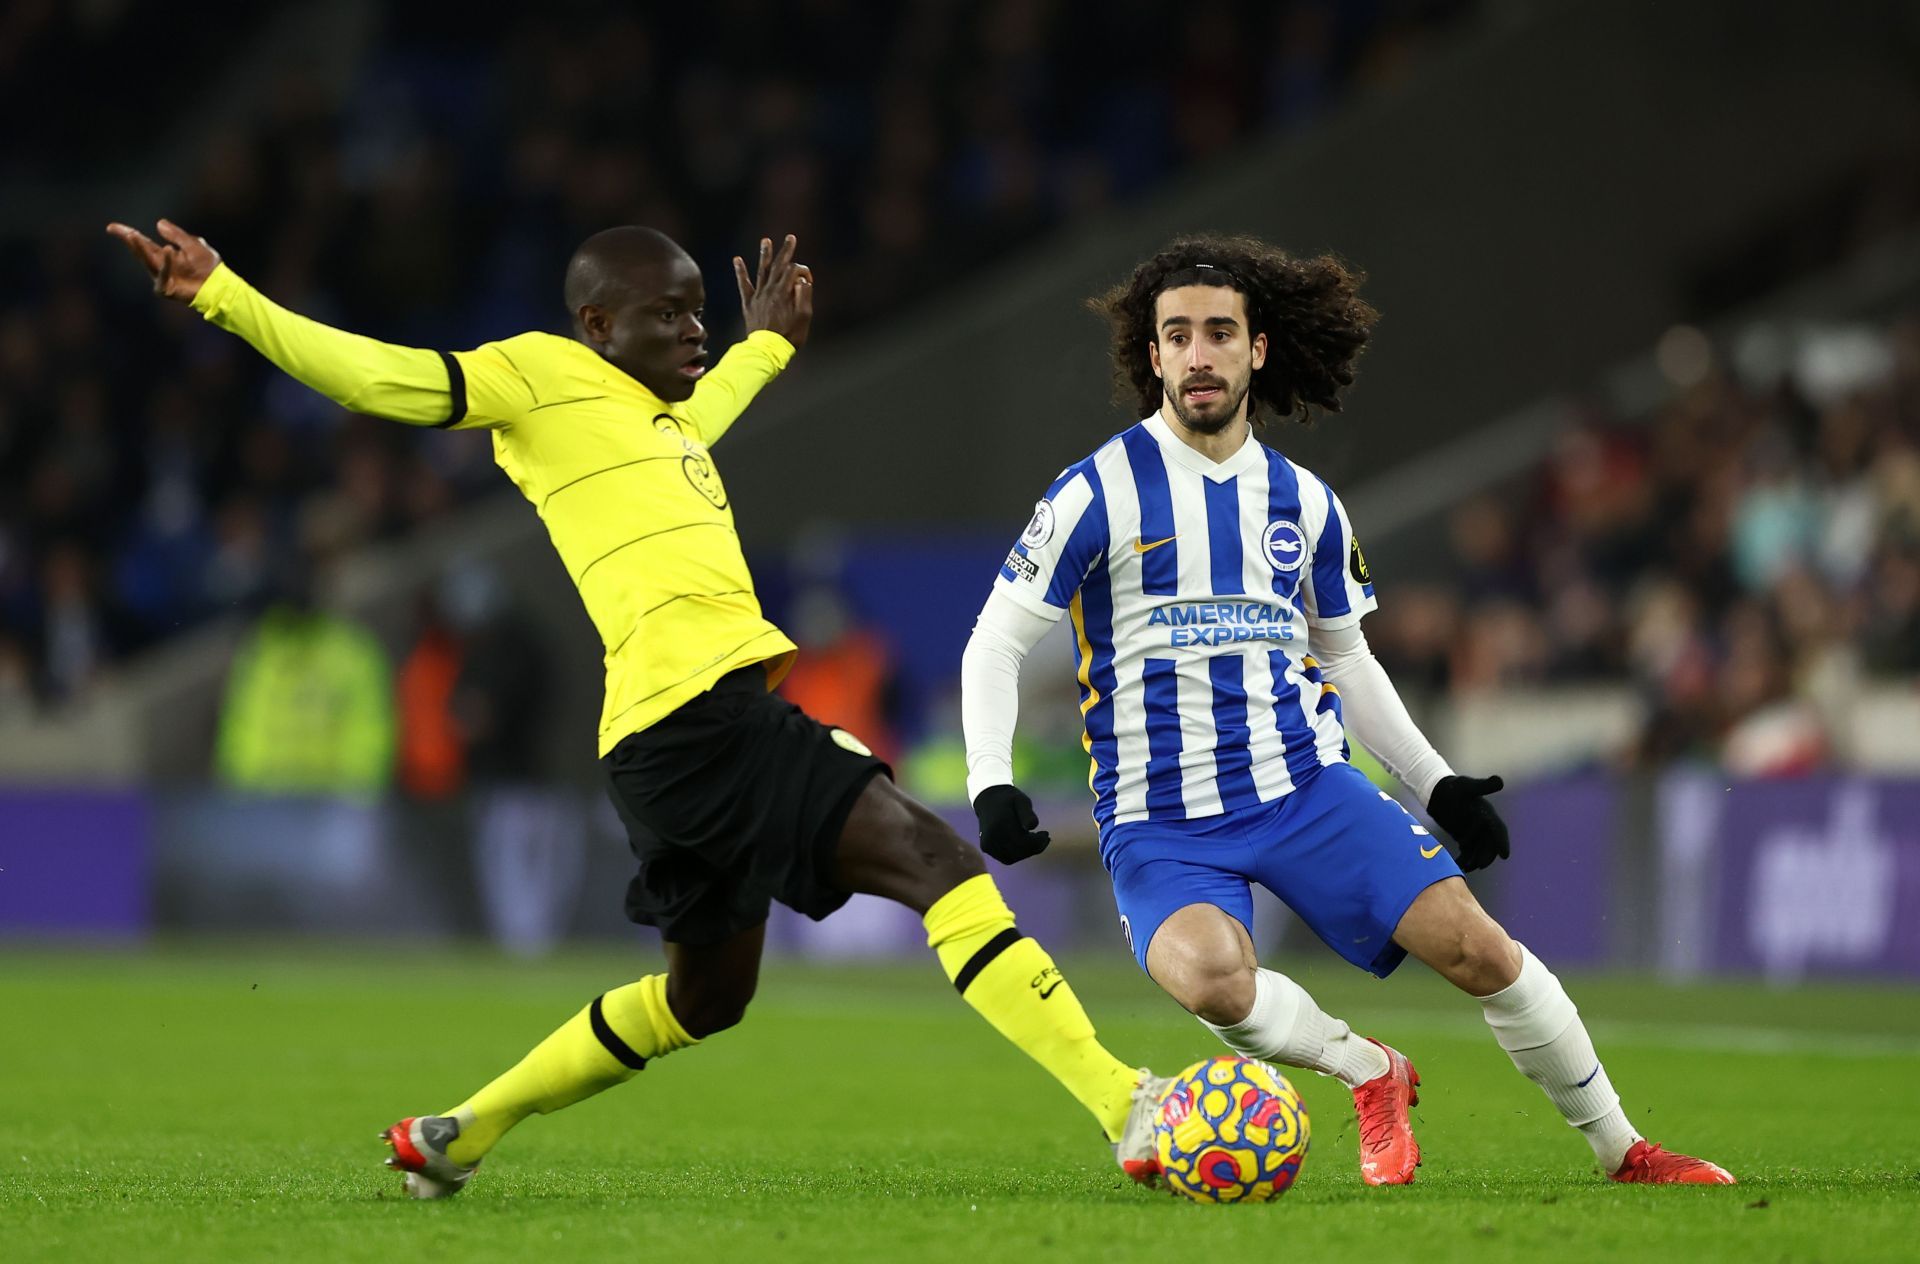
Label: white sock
xmin=1478 ymin=944 xmax=1641 ymax=1170
xmin=1203 ymin=968 xmax=1390 ymax=1089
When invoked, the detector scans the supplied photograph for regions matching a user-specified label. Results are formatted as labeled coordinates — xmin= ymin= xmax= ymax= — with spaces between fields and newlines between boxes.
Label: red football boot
xmin=1352 ymin=1039 xmax=1421 ymax=1186
xmin=1609 ymin=1139 xmax=1736 ymax=1185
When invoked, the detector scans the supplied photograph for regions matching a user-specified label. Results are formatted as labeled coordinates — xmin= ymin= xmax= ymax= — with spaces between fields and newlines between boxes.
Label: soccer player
xmin=108 ymin=218 xmax=1173 ymax=1196
xmin=960 ymin=234 xmax=1735 ymax=1187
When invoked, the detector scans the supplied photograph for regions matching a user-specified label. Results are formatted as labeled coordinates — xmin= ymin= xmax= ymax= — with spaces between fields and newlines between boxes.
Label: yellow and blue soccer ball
xmin=1154 ymin=1056 xmax=1310 ymax=1204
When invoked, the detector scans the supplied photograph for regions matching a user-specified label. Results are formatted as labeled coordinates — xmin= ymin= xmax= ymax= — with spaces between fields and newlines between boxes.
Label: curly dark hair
xmin=1089 ymin=234 xmax=1379 ymax=426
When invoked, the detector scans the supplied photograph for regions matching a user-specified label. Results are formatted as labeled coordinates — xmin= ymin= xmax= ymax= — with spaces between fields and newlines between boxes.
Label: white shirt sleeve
xmin=961 ymin=585 xmax=1062 ymax=802
xmin=1312 ymin=621 xmax=1454 ymax=803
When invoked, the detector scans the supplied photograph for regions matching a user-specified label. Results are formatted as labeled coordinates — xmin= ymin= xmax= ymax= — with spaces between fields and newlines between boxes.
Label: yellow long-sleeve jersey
xmin=192 ymin=264 xmax=798 ymax=754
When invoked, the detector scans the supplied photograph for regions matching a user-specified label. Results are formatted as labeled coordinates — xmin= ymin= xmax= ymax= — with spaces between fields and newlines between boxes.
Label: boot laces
xmin=1356 ymin=1078 xmax=1402 ymax=1152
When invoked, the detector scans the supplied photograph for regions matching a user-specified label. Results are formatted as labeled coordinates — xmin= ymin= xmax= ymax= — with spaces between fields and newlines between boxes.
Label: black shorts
xmin=603 ymin=665 xmax=890 ymax=946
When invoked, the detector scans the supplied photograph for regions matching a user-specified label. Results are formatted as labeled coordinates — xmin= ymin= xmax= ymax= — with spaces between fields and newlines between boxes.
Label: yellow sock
xmin=924 ymin=874 xmax=1140 ymax=1141
xmin=439 ymin=974 xmax=696 ymax=1166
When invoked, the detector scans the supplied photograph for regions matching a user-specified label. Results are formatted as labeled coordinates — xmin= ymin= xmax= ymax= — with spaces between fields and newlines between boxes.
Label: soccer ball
xmin=1154 ymin=1056 xmax=1310 ymax=1204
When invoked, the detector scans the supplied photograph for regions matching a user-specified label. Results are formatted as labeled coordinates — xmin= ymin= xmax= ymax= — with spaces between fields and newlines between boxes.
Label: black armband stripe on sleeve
xmin=435 ymin=351 xmax=467 ymax=429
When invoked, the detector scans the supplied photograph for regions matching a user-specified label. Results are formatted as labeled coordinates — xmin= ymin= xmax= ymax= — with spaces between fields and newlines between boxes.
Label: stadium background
xmin=3 ymin=0 xmax=1920 ymax=1229
xmin=4 ymin=0 xmax=1919 ymax=978
xmin=6 ymin=2 xmax=1920 ymax=1258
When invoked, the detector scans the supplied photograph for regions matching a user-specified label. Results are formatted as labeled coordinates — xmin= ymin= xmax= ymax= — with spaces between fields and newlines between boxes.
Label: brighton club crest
xmin=1262 ymin=520 xmax=1307 ymax=573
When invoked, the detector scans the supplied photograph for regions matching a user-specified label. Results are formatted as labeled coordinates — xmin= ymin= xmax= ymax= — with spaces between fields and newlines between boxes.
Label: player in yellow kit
xmin=108 ymin=218 xmax=1174 ymax=1197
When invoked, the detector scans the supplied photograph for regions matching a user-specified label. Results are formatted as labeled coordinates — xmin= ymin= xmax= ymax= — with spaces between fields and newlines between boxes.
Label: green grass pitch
xmin=3 ymin=945 xmax=1915 ymax=1262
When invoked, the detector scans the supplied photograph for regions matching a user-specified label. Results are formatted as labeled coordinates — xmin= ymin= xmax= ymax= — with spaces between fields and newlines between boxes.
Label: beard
xmin=1165 ymin=373 xmax=1251 ymax=435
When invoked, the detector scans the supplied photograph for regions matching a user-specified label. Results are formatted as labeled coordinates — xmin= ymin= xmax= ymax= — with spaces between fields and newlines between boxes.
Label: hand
xmin=1426 ymin=774 xmax=1509 ymax=873
xmin=733 ymin=233 xmax=813 ymax=349
xmin=973 ymin=784 xmax=1050 ymax=865
xmin=106 ymin=219 xmax=220 ymax=303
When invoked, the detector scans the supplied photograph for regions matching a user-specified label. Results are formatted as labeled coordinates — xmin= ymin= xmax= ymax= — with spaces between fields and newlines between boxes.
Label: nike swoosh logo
xmin=1420 ymin=843 xmax=1444 ymax=859
xmin=1038 ymin=980 xmax=1063 ymax=999
xmin=1575 ymin=1063 xmax=1601 ymax=1088
xmin=1133 ymin=536 xmax=1176 ymax=554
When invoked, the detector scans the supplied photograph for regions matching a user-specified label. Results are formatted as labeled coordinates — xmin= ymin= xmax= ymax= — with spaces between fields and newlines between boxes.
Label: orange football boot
xmin=1609 ymin=1140 xmax=1736 ymax=1185
xmin=1352 ymin=1039 xmax=1421 ymax=1186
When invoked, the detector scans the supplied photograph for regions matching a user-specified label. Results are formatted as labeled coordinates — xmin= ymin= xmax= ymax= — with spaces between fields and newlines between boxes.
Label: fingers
xmin=793 ymin=265 xmax=813 ymax=320
xmin=733 ymin=255 xmax=753 ymax=305
xmin=753 ymin=236 xmax=773 ymax=290
xmin=754 ymin=234 xmax=798 ymax=290
xmin=155 ymin=218 xmax=199 ymax=250
xmin=106 ymin=223 xmax=163 ymax=275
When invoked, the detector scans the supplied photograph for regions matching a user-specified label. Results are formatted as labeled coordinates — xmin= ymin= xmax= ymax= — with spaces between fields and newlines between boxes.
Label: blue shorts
xmin=1100 ymin=761 xmax=1462 ymax=978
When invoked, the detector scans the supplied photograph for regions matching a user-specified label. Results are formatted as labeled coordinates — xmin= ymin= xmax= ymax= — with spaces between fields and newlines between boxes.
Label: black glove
xmin=1426 ymin=774 xmax=1509 ymax=872
xmin=973 ymin=784 xmax=1051 ymax=865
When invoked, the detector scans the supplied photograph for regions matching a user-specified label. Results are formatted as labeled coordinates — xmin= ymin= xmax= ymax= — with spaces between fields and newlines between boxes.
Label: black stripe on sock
xmin=436 ymin=351 xmax=467 ymax=428
xmin=952 ymin=927 xmax=1025 ymax=995
xmin=589 ymin=994 xmax=648 ymax=1070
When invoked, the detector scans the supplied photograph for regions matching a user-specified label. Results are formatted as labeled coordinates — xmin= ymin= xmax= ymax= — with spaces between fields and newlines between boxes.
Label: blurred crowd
xmin=0 ymin=0 xmax=1466 ymax=717
xmin=1366 ymin=315 xmax=1920 ymax=774
xmin=210 ymin=559 xmax=546 ymax=800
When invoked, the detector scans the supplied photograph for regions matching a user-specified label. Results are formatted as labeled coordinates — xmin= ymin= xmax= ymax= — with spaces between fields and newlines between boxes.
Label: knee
xmin=1172 ymin=962 xmax=1258 ymax=1028
xmin=853 ymin=780 xmax=984 ymax=889
xmin=1442 ymin=924 xmax=1522 ymax=996
xmin=894 ymin=802 xmax=987 ymax=908
xmin=916 ymin=813 xmax=987 ymax=887
xmin=670 ymin=980 xmax=756 ymax=1039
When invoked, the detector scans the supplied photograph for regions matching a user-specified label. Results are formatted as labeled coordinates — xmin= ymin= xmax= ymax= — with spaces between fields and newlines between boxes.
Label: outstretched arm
xmin=679 ymin=234 xmax=813 ymax=446
xmin=107 ymin=220 xmax=472 ymax=426
xmin=1315 ymin=622 xmax=1509 ymax=871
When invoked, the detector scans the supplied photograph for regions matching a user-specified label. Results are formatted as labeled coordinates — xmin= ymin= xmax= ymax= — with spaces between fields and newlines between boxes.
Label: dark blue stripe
xmin=1121 ymin=427 xmax=1178 ymax=596
xmin=1141 ymin=657 xmax=1185 ymax=818
xmin=1317 ymin=683 xmax=1345 ymax=728
xmin=1044 ymin=465 xmax=1106 ymax=607
xmin=1203 ymin=476 xmax=1244 ymax=596
xmin=1311 ymin=479 xmax=1351 ymax=619
xmin=1269 ymin=649 xmax=1323 ymax=787
xmin=1208 ymin=655 xmax=1260 ymax=811
xmin=1080 ymin=561 xmax=1122 ymax=830
xmin=1262 ymin=447 xmax=1303 ymax=603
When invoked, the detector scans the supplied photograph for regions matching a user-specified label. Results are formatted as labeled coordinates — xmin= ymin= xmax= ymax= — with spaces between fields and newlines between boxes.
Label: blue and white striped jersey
xmin=995 ymin=414 xmax=1376 ymax=830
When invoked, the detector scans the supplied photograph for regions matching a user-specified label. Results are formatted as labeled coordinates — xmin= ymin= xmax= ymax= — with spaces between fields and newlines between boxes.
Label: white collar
xmin=1142 ymin=413 xmax=1265 ymax=482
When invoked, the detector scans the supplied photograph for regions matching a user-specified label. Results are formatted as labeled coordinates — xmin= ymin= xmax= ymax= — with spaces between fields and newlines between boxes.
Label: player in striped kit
xmin=961 ymin=235 xmax=1734 ymax=1188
